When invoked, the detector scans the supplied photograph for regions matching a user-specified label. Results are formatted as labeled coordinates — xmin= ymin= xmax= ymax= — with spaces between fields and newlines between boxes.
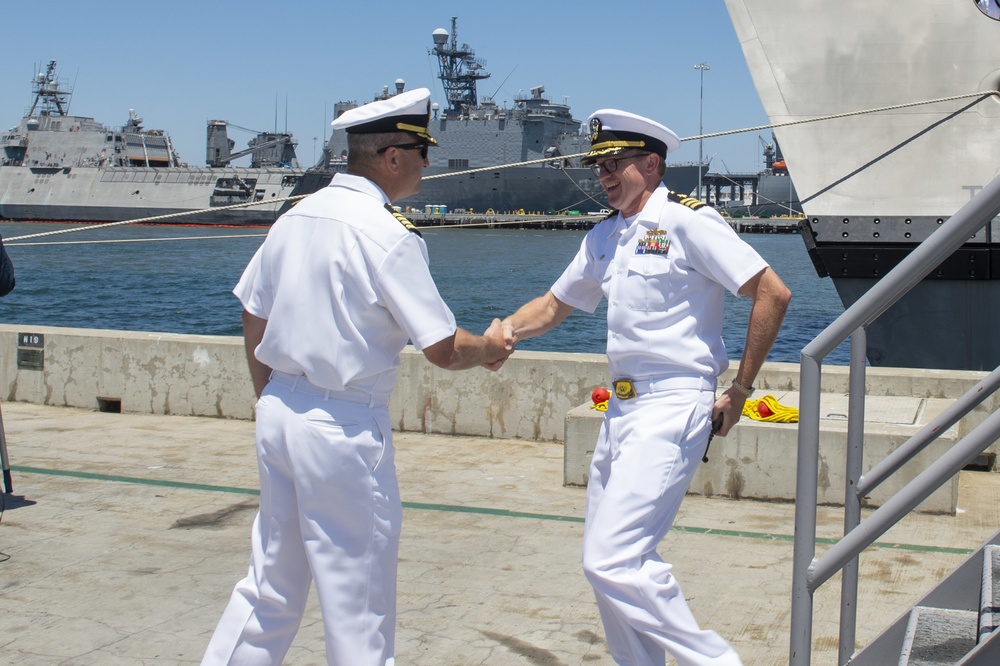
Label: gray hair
xmin=654 ymin=153 xmax=667 ymax=179
xmin=347 ymin=132 xmax=413 ymax=171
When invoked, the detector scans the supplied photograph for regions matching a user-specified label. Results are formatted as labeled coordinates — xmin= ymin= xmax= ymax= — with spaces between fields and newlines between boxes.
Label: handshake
xmin=481 ymin=318 xmax=517 ymax=371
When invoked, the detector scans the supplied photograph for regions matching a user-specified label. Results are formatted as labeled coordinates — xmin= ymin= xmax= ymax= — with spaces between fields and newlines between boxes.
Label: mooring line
xmin=4 ymin=90 xmax=994 ymax=244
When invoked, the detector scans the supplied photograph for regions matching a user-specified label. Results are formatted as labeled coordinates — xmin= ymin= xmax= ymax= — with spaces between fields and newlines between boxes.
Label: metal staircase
xmin=848 ymin=538 xmax=1000 ymax=664
xmin=790 ymin=173 xmax=1000 ymax=665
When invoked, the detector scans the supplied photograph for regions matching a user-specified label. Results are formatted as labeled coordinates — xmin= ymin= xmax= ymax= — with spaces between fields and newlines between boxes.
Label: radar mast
xmin=430 ymin=17 xmax=491 ymax=118
xmin=28 ymin=61 xmax=71 ymax=117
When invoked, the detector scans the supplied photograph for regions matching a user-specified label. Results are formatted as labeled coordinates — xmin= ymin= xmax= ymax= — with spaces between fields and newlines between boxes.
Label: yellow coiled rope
xmin=588 ymin=388 xmax=797 ymax=422
xmin=741 ymin=394 xmax=799 ymax=423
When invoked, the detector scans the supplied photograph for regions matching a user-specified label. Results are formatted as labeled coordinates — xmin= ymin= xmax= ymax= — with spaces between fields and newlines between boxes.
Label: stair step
xmin=980 ymin=545 xmax=1000 ymax=641
xmin=956 ymin=627 xmax=1000 ymax=665
xmin=900 ymin=606 xmax=978 ymax=666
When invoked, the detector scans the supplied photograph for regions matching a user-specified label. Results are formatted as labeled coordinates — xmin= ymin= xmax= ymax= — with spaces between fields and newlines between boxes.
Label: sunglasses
xmin=377 ymin=143 xmax=428 ymax=159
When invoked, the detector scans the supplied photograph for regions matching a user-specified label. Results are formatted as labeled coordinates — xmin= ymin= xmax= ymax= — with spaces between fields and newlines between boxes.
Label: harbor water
xmin=0 ymin=221 xmax=850 ymax=364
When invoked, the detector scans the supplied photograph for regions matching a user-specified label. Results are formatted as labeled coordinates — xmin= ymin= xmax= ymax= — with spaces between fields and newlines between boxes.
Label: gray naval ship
xmin=291 ymin=17 xmax=703 ymax=214
xmin=0 ymin=61 xmax=305 ymax=225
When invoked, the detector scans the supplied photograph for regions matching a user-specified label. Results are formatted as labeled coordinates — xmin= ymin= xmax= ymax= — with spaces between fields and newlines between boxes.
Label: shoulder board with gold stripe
xmin=667 ymin=190 xmax=706 ymax=211
xmin=384 ymin=203 xmax=422 ymax=237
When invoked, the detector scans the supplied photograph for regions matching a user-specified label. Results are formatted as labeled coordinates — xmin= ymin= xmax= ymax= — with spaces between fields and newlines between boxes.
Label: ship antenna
xmin=70 ymin=67 xmax=78 ymax=116
xmin=489 ymin=65 xmax=518 ymax=102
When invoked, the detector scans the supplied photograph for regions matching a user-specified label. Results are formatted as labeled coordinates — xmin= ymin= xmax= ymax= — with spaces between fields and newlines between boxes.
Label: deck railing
xmin=790 ymin=173 xmax=1000 ymax=665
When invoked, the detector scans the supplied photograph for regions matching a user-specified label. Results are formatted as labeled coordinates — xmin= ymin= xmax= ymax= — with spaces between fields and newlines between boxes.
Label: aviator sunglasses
xmin=377 ymin=143 xmax=428 ymax=159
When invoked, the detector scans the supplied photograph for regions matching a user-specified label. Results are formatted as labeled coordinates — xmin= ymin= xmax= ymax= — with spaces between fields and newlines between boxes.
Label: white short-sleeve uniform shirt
xmin=234 ymin=173 xmax=457 ymax=396
xmin=552 ymin=185 xmax=768 ymax=380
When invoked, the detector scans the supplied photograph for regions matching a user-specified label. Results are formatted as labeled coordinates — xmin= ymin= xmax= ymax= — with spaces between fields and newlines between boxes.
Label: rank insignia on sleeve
xmin=636 ymin=229 xmax=670 ymax=255
xmin=385 ymin=204 xmax=422 ymax=236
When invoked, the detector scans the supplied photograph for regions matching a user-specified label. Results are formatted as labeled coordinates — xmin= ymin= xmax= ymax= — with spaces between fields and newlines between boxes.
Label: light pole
xmin=694 ymin=62 xmax=710 ymax=201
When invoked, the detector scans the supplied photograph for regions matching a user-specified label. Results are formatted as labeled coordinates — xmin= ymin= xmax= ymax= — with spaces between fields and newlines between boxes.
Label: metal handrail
xmin=789 ymin=171 xmax=1000 ymax=665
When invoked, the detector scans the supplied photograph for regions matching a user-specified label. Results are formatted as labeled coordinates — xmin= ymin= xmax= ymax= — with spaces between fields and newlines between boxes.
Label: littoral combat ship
xmin=295 ymin=17 xmax=703 ymax=214
xmin=0 ymin=61 xmax=305 ymax=226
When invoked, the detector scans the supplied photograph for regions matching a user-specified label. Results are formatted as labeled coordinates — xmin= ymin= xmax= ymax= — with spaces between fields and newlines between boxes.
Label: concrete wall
xmin=0 ymin=324 xmax=610 ymax=440
xmin=1 ymin=323 xmax=997 ymax=447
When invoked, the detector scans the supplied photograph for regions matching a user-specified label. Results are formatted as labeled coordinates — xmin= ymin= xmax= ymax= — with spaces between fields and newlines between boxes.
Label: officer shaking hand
xmin=202 ymin=88 xmax=511 ymax=666
xmin=498 ymin=108 xmax=791 ymax=666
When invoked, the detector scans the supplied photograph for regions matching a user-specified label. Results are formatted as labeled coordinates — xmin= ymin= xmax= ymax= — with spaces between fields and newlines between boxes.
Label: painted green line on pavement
xmin=11 ymin=465 xmax=974 ymax=555
xmin=402 ymin=500 xmax=584 ymax=523
xmin=12 ymin=465 xmax=259 ymax=496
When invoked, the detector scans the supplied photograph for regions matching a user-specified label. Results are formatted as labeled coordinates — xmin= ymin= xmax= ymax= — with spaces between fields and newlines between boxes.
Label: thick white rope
xmin=5 ymin=90 xmax=996 ymax=244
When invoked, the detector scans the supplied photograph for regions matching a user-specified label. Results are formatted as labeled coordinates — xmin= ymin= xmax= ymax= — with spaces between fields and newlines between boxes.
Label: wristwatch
xmin=730 ymin=378 xmax=755 ymax=399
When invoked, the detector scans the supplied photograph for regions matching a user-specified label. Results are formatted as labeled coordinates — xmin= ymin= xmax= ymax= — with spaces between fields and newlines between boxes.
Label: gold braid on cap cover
xmin=588 ymin=139 xmax=648 ymax=154
xmin=395 ymin=122 xmax=437 ymax=144
xmin=396 ymin=122 xmax=428 ymax=134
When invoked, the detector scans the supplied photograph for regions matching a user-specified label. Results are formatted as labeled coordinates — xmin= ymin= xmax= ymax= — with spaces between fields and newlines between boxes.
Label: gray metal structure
xmin=789 ymin=169 xmax=1000 ymax=665
xmin=710 ymin=136 xmax=802 ymax=217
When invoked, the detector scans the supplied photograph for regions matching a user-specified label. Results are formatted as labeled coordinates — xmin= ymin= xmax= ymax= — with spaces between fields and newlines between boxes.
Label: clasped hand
xmin=481 ymin=318 xmax=517 ymax=371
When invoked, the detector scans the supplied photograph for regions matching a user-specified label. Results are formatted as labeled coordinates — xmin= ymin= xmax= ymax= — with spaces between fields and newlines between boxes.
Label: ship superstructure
xmin=307 ymin=18 xmax=702 ymax=214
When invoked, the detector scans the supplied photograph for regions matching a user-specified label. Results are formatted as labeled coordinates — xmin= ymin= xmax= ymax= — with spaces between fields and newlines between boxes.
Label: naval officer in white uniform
xmin=497 ymin=110 xmax=791 ymax=665
xmin=201 ymin=87 xmax=511 ymax=666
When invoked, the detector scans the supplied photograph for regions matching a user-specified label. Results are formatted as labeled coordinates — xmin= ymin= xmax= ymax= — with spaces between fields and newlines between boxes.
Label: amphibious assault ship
xmin=0 ymin=61 xmax=305 ymax=226
xmin=294 ymin=18 xmax=703 ymax=214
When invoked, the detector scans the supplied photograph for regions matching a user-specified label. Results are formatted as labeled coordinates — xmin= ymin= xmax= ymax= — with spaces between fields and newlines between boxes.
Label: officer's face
xmin=595 ymin=152 xmax=654 ymax=217
xmin=395 ymin=142 xmax=430 ymax=199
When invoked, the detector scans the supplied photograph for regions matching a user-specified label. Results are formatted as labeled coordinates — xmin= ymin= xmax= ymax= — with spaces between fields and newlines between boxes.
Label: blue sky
xmin=0 ymin=0 xmax=773 ymax=174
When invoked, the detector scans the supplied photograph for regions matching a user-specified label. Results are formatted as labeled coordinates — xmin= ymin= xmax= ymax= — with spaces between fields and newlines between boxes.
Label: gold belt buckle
xmin=613 ymin=379 xmax=636 ymax=400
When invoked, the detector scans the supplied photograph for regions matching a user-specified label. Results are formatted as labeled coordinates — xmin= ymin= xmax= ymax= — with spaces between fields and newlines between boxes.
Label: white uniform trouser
xmin=583 ymin=378 xmax=743 ymax=666
xmin=202 ymin=373 xmax=400 ymax=666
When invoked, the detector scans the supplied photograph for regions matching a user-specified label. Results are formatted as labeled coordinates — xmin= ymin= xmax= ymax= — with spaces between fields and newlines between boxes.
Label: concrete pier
xmin=1 ymin=402 xmax=999 ymax=664
xmin=2 ymin=324 xmax=1000 ymax=662
xmin=2 ymin=323 xmax=997 ymax=513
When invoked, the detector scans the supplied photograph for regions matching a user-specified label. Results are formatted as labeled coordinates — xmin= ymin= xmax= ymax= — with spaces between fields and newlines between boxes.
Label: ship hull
xmin=0 ymin=165 xmax=303 ymax=226
xmin=402 ymin=163 xmax=702 ymax=214
xmin=405 ymin=165 xmax=604 ymax=214
xmin=725 ymin=0 xmax=1000 ymax=370
xmin=287 ymin=163 xmax=702 ymax=217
